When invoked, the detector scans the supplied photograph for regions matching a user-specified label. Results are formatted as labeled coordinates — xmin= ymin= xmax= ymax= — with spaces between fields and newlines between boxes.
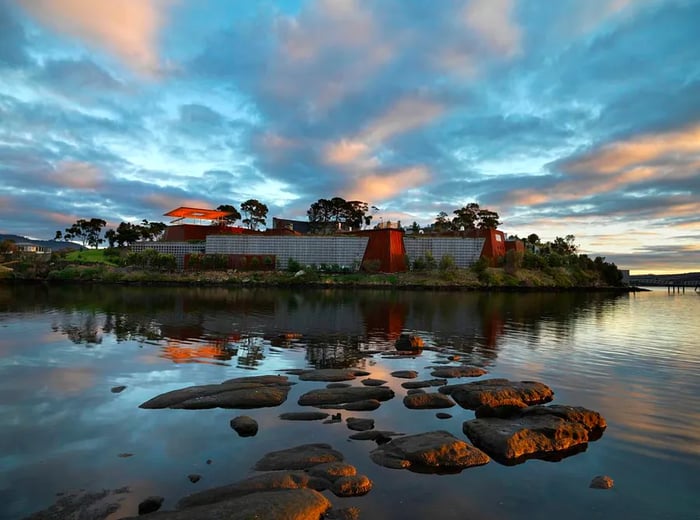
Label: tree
xmin=551 ymin=235 xmax=578 ymax=256
xmin=307 ymin=197 xmax=369 ymax=233
xmin=240 ymin=199 xmax=268 ymax=230
xmin=410 ymin=221 xmax=421 ymax=234
xmin=216 ymin=204 xmax=241 ymax=225
xmin=527 ymin=233 xmax=540 ymax=246
xmin=434 ymin=211 xmax=451 ymax=232
xmin=476 ymin=209 xmax=501 ymax=230
xmin=105 ymin=229 xmax=117 ymax=248
xmin=139 ymin=220 xmax=166 ymax=241
xmin=62 ymin=218 xmax=107 ymax=249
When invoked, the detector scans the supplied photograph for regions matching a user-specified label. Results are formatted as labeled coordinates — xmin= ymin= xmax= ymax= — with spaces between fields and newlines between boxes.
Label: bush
xmin=471 ymin=256 xmax=488 ymax=274
xmin=439 ymin=254 xmax=456 ymax=271
xmin=504 ymin=250 xmax=524 ymax=274
xmin=412 ymin=256 xmax=427 ymax=270
xmin=126 ymin=249 xmax=177 ymax=270
xmin=287 ymin=258 xmax=301 ymax=272
xmin=523 ymin=251 xmax=548 ymax=270
xmin=361 ymin=259 xmax=381 ymax=273
xmin=424 ymin=251 xmax=437 ymax=270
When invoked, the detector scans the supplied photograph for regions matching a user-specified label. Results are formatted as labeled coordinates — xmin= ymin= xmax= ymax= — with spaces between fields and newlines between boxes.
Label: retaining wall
xmin=131 ymin=242 xmax=205 ymax=268
xmin=403 ymin=236 xmax=485 ymax=269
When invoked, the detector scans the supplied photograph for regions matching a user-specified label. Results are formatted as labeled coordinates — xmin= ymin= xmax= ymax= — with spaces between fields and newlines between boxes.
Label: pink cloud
xmin=346 ymin=166 xmax=430 ymax=202
xmin=461 ymin=0 xmax=521 ymax=57
xmin=18 ymin=0 xmax=168 ymax=76
xmin=53 ymin=161 xmax=105 ymax=190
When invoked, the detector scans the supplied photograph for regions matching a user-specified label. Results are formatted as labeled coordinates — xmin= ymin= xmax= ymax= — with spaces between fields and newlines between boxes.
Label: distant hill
xmin=0 ymin=234 xmax=82 ymax=252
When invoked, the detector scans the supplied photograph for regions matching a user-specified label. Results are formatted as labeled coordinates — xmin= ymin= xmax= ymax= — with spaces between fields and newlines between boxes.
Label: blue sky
xmin=1 ymin=0 xmax=698 ymax=273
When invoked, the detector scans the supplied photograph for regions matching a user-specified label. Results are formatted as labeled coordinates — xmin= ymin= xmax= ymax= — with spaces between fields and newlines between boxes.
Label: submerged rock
xmin=401 ymin=379 xmax=447 ymax=389
xmin=370 ymin=430 xmax=489 ymax=472
xmin=326 ymin=383 xmax=352 ymax=389
xmin=230 ymin=416 xmax=258 ymax=437
xmin=279 ymin=412 xmax=330 ymax=421
xmin=254 ymin=444 xmax=344 ymax=471
xmin=361 ymin=378 xmax=387 ymax=387
xmin=124 ymin=489 xmax=331 ymax=520
xmin=140 ymin=376 xmax=292 ymax=410
xmin=390 ymin=370 xmax=419 ymax=379
xmin=188 ymin=474 xmax=201 ymax=483
xmin=346 ymin=417 xmax=374 ymax=431
xmin=436 ymin=412 xmax=452 ymax=419
xmin=590 ymin=475 xmax=614 ymax=489
xmin=462 ymin=404 xmax=607 ymax=464
xmin=111 ymin=385 xmax=127 ymax=393
xmin=439 ymin=379 xmax=554 ymax=410
xmin=340 ymin=399 xmax=382 ymax=411
xmin=403 ymin=392 xmax=455 ymax=409
xmin=138 ymin=495 xmax=164 ymax=515
xmin=24 ymin=488 xmax=127 ymax=520
xmin=298 ymin=387 xmax=394 ymax=407
xmin=324 ymin=507 xmax=361 ymax=520
xmin=429 ymin=366 xmax=487 ymax=378
xmin=349 ymin=430 xmax=404 ymax=442
xmin=298 ymin=369 xmax=370 ymax=382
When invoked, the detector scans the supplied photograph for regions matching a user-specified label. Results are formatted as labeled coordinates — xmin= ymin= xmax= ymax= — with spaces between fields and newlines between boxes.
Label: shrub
xmin=361 ymin=259 xmax=381 ymax=273
xmin=424 ymin=250 xmax=437 ymax=270
xmin=439 ymin=254 xmax=456 ymax=271
xmin=523 ymin=252 xmax=548 ymax=270
xmin=471 ymin=256 xmax=488 ymax=274
xmin=126 ymin=249 xmax=177 ymax=270
xmin=504 ymin=250 xmax=524 ymax=274
xmin=412 ymin=256 xmax=426 ymax=270
xmin=287 ymin=258 xmax=302 ymax=272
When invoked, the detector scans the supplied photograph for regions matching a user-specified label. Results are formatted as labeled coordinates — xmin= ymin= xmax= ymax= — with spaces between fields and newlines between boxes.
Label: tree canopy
xmin=216 ymin=204 xmax=241 ymax=225
xmin=105 ymin=220 xmax=166 ymax=247
xmin=307 ymin=197 xmax=369 ymax=233
xmin=240 ymin=199 xmax=268 ymax=230
xmin=58 ymin=218 xmax=107 ymax=249
xmin=432 ymin=203 xmax=501 ymax=232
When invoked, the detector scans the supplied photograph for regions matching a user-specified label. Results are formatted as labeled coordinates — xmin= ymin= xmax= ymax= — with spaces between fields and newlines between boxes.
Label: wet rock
xmin=406 ymin=389 xmax=425 ymax=395
xmin=395 ymin=334 xmax=424 ymax=350
xmin=307 ymin=462 xmax=357 ymax=482
xmin=298 ymin=386 xmax=394 ymax=407
xmin=111 ymin=385 xmax=127 ymax=393
xmin=324 ymin=507 xmax=361 ymax=520
xmin=188 ymin=474 xmax=201 ymax=483
xmin=283 ymin=369 xmax=308 ymax=376
xmin=462 ymin=404 xmax=606 ymax=464
xmin=430 ymin=366 xmax=487 ymax=378
xmin=279 ymin=412 xmax=330 ymax=421
xmin=390 ymin=370 xmax=418 ymax=379
xmin=331 ymin=475 xmax=373 ymax=497
xmin=118 ymin=453 xmax=133 ymax=458
xmin=326 ymin=383 xmax=352 ymax=389
xmin=439 ymin=379 xmax=554 ymax=410
xmin=436 ymin=413 xmax=452 ymax=419
xmin=348 ymin=430 xmax=404 ymax=443
xmin=475 ymin=404 xmax=530 ymax=419
xmin=447 ymin=355 xmax=461 ymax=361
xmin=254 ymin=443 xmax=344 ymax=471
xmin=206 ymin=459 xmax=212 ymax=465
xmin=402 ymin=379 xmax=447 ymax=389
xmin=124 ymin=489 xmax=331 ymax=520
xmin=140 ymin=376 xmax=292 ymax=410
xmin=323 ymin=412 xmax=343 ymax=424
xmin=371 ymin=431 xmax=489 ymax=472
xmin=590 ymin=475 xmax=614 ymax=489
xmin=341 ymin=399 xmax=382 ymax=411
xmin=177 ymin=472 xmax=322 ymax=509
xmin=361 ymin=378 xmax=387 ymax=387
xmin=298 ymin=369 xmax=370 ymax=382
xmin=230 ymin=416 xmax=258 ymax=437
xmin=24 ymin=489 xmax=125 ymax=520
xmin=346 ymin=418 xmax=374 ymax=431
xmin=403 ymin=392 xmax=455 ymax=409
xmin=138 ymin=496 xmax=164 ymax=515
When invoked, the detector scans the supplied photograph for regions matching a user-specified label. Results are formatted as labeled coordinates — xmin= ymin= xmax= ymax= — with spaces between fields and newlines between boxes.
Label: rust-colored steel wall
xmin=466 ymin=229 xmax=506 ymax=265
xmin=352 ymin=229 xmax=407 ymax=273
xmin=164 ymin=224 xmax=245 ymax=241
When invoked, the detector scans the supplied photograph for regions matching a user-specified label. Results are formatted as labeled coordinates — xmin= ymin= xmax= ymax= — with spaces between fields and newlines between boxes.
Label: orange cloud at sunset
xmin=18 ymin=0 xmax=167 ymax=76
xmin=53 ymin=161 xmax=105 ymax=190
xmin=346 ymin=166 xmax=430 ymax=201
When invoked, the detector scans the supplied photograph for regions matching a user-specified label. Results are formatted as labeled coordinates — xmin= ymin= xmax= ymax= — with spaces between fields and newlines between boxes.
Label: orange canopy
xmin=164 ymin=207 xmax=232 ymax=220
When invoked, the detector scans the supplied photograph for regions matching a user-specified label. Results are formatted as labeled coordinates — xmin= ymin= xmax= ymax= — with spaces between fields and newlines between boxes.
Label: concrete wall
xmin=206 ymin=235 xmax=369 ymax=270
xmin=131 ymin=241 xmax=205 ymax=268
xmin=403 ymin=236 xmax=485 ymax=269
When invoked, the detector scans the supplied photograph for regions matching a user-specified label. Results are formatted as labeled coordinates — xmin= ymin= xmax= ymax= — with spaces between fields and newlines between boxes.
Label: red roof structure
xmin=164 ymin=207 xmax=233 ymax=221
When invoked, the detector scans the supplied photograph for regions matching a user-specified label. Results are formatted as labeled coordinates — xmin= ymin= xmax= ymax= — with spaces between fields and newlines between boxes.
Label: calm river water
xmin=0 ymin=285 xmax=698 ymax=519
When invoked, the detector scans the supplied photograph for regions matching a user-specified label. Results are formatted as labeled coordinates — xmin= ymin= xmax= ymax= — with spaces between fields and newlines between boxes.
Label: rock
xmin=298 ymin=386 xmax=394 ymax=407
xmin=188 ymin=474 xmax=201 ymax=483
xmin=436 ymin=413 xmax=452 ymax=419
xmin=24 ymin=489 xmax=125 ymax=520
xmin=447 ymin=355 xmax=460 ymax=361
xmin=298 ymin=369 xmax=370 ymax=382
xmin=462 ymin=404 xmax=607 ymax=464
xmin=323 ymin=412 xmax=342 ymax=424
xmin=111 ymin=385 xmax=127 ymax=393
xmin=395 ymin=334 xmax=424 ymax=350
xmin=340 ymin=399 xmax=382 ymax=411
xmin=475 ymin=404 xmax=531 ymax=419
xmin=349 ymin=430 xmax=404 ymax=443
xmin=254 ymin=444 xmax=344 ymax=471
xmin=346 ymin=418 xmax=374 ymax=431
xmin=138 ymin=496 xmax=164 ymax=515
xmin=279 ymin=412 xmax=330 ymax=421
xmin=331 ymin=475 xmax=373 ymax=497
xmin=590 ymin=475 xmax=614 ymax=489
xmin=430 ymin=366 xmax=487 ymax=378
xmin=403 ymin=393 xmax=455 ymax=409
xmin=230 ymin=416 xmax=258 ymax=437
xmin=140 ymin=376 xmax=292 ymax=410
xmin=439 ymin=379 xmax=554 ymax=410
xmin=402 ymin=379 xmax=447 ymax=389
xmin=118 ymin=453 xmax=133 ymax=458
xmin=370 ymin=430 xmax=489 ymax=472
xmin=390 ymin=370 xmax=418 ymax=379
xmin=326 ymin=383 xmax=352 ymax=389
xmin=177 ymin=472 xmax=322 ymax=509
xmin=361 ymin=378 xmax=387 ymax=386
xmin=123 ymin=489 xmax=331 ymax=520
xmin=307 ymin=462 xmax=357 ymax=482
xmin=406 ymin=389 xmax=425 ymax=395
xmin=206 ymin=459 xmax=212 ymax=465
xmin=324 ymin=507 xmax=361 ymax=520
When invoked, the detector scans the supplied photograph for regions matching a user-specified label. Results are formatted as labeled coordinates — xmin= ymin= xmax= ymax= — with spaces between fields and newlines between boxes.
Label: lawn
xmin=65 ymin=249 xmax=119 ymax=266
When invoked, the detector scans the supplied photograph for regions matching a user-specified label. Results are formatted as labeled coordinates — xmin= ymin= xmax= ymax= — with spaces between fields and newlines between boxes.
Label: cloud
xmin=16 ymin=0 xmax=168 ymax=76
xmin=346 ymin=166 xmax=430 ymax=202
xmin=0 ymin=2 xmax=30 ymax=67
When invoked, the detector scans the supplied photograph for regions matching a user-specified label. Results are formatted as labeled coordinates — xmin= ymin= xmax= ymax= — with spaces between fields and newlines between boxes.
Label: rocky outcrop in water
xmin=139 ymin=376 xmax=293 ymax=410
xmin=230 ymin=416 xmax=258 ymax=437
xmin=390 ymin=370 xmax=418 ymax=379
xmin=298 ymin=386 xmax=394 ymax=407
xmin=429 ymin=366 xmax=487 ymax=378
xmin=279 ymin=412 xmax=330 ymax=421
xmin=403 ymin=392 xmax=455 ymax=409
xmin=395 ymin=334 xmax=424 ymax=350
xmin=439 ymin=378 xmax=554 ymax=409
xmin=590 ymin=475 xmax=614 ymax=489
xmin=370 ymin=430 xmax=490 ymax=472
xmin=401 ymin=379 xmax=447 ymax=389
xmin=297 ymin=369 xmax=370 ymax=382
xmin=253 ymin=444 xmax=344 ymax=471
xmin=462 ymin=404 xmax=606 ymax=464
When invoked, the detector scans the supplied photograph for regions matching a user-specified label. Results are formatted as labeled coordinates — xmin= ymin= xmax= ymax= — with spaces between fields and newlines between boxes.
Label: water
xmin=0 ymin=285 xmax=698 ymax=519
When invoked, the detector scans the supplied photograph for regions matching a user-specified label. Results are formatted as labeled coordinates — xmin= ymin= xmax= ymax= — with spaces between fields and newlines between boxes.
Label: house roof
xmin=164 ymin=207 xmax=232 ymax=220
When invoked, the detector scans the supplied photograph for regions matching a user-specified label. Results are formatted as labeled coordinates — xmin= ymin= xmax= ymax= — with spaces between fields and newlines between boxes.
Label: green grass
xmin=65 ymin=249 xmax=119 ymax=266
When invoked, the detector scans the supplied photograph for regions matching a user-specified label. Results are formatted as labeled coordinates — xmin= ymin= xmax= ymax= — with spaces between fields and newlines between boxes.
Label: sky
xmin=0 ymin=0 xmax=698 ymax=274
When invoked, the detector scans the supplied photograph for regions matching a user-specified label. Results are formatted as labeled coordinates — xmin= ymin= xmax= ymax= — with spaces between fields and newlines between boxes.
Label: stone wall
xmin=403 ymin=236 xmax=485 ymax=269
